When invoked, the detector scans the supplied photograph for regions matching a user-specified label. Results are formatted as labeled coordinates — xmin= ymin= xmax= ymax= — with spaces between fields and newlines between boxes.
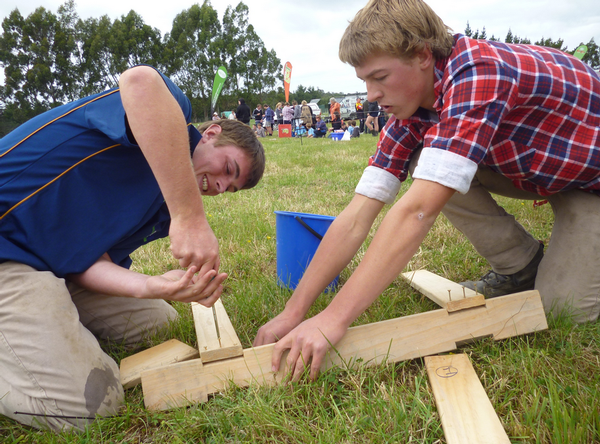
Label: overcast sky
xmin=1 ymin=0 xmax=599 ymax=93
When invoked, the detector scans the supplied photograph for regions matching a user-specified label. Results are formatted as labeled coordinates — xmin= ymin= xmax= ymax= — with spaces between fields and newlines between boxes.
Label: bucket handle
xmin=294 ymin=216 xmax=323 ymax=240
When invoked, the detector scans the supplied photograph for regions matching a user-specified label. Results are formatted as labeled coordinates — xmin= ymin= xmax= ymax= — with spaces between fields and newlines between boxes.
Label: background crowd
xmin=232 ymin=97 xmax=388 ymax=139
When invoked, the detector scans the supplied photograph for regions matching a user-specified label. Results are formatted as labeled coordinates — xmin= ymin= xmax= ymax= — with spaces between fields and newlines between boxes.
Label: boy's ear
xmin=202 ymin=123 xmax=223 ymax=140
xmin=417 ymin=45 xmax=434 ymax=69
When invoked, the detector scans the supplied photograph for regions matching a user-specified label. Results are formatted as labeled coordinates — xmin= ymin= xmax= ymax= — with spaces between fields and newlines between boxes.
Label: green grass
xmin=2 ymin=134 xmax=599 ymax=443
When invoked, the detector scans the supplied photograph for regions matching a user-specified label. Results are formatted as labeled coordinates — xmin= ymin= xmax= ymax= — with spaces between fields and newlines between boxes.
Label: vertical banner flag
xmin=283 ymin=61 xmax=293 ymax=103
xmin=211 ymin=66 xmax=228 ymax=114
xmin=574 ymin=44 xmax=588 ymax=60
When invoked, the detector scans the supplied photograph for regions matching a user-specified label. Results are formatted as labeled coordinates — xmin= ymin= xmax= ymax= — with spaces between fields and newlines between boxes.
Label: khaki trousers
xmin=411 ymin=151 xmax=600 ymax=323
xmin=0 ymin=262 xmax=177 ymax=431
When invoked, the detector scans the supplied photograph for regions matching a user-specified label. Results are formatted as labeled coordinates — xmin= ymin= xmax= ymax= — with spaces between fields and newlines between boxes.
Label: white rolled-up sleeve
xmin=355 ymin=166 xmax=402 ymax=205
xmin=412 ymin=147 xmax=478 ymax=194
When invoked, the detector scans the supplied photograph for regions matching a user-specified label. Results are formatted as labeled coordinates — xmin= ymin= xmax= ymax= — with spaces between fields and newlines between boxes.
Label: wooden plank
xmin=402 ymin=270 xmax=478 ymax=307
xmin=447 ymin=294 xmax=486 ymax=312
xmin=142 ymin=290 xmax=547 ymax=410
xmin=425 ymin=354 xmax=511 ymax=444
xmin=119 ymin=339 xmax=199 ymax=389
xmin=141 ymin=347 xmax=283 ymax=410
xmin=192 ymin=299 xmax=243 ymax=363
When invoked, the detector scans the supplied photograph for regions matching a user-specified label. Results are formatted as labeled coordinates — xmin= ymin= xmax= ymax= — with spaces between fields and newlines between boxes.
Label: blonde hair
xmin=301 ymin=100 xmax=307 ymax=105
xmin=339 ymin=0 xmax=454 ymax=66
xmin=197 ymin=120 xmax=265 ymax=190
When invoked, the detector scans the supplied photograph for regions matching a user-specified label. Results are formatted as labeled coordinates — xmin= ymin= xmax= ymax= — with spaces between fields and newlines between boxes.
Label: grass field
xmin=2 ymin=133 xmax=599 ymax=443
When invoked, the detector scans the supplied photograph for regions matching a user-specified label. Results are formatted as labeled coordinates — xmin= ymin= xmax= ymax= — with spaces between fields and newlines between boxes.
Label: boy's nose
xmin=366 ymin=84 xmax=381 ymax=102
xmin=215 ymin=178 xmax=232 ymax=194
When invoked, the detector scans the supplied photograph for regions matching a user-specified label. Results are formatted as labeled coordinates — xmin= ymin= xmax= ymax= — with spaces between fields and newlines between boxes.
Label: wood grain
xmin=192 ymin=299 xmax=243 ymax=363
xmin=402 ymin=270 xmax=478 ymax=307
xmin=120 ymin=339 xmax=199 ymax=389
xmin=425 ymin=354 xmax=511 ymax=444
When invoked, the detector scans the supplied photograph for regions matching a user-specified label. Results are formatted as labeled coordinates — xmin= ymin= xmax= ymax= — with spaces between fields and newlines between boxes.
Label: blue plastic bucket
xmin=274 ymin=210 xmax=339 ymax=291
xmin=330 ymin=132 xmax=344 ymax=141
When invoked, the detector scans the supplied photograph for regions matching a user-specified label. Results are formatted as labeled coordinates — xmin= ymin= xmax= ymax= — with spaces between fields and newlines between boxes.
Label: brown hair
xmin=339 ymin=0 xmax=454 ymax=66
xmin=197 ymin=119 xmax=265 ymax=190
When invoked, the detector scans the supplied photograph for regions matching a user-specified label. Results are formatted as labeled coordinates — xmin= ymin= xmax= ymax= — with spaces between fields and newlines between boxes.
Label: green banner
xmin=211 ymin=66 xmax=228 ymax=114
xmin=574 ymin=44 xmax=588 ymax=60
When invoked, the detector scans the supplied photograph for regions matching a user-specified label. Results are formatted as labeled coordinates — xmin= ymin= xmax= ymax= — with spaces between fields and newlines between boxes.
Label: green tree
xmin=507 ymin=30 xmax=531 ymax=44
xmin=75 ymin=14 xmax=119 ymax=95
xmin=110 ymin=11 xmax=164 ymax=73
xmin=0 ymin=3 xmax=80 ymax=123
xmin=0 ymin=0 xmax=285 ymax=124
xmin=464 ymin=21 xmax=473 ymax=38
xmin=198 ymin=1 xmax=282 ymax=116
xmin=163 ymin=1 xmax=222 ymax=120
xmin=221 ymin=2 xmax=250 ymax=93
xmin=228 ymin=18 xmax=281 ymax=104
xmin=290 ymin=85 xmax=324 ymax=106
xmin=75 ymin=10 xmax=164 ymax=96
xmin=534 ymin=37 xmax=565 ymax=50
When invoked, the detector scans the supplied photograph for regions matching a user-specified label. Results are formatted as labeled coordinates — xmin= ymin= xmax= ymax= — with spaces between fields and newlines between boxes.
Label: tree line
xmin=465 ymin=22 xmax=599 ymax=69
xmin=0 ymin=0 xmax=291 ymax=134
xmin=1 ymin=2 xmax=598 ymax=137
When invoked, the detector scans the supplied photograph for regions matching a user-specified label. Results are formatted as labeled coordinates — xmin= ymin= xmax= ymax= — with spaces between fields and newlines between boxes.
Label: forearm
xmin=67 ymin=254 xmax=148 ymax=298
xmin=119 ymin=66 xmax=206 ymax=224
xmin=282 ymin=194 xmax=384 ymax=319
xmin=68 ymin=253 xmax=227 ymax=304
xmin=322 ymin=179 xmax=456 ymax=327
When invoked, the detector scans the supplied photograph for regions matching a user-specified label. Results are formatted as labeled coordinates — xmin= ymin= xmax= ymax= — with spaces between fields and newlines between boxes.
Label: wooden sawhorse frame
xmin=120 ymin=270 xmax=547 ymax=442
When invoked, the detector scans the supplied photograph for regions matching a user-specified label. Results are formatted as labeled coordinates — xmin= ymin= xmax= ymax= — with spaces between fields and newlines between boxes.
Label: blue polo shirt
xmin=0 ymin=68 xmax=202 ymax=277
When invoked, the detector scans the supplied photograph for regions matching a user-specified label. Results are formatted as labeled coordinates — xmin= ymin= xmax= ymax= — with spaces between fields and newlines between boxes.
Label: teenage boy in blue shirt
xmin=0 ymin=65 xmax=265 ymax=431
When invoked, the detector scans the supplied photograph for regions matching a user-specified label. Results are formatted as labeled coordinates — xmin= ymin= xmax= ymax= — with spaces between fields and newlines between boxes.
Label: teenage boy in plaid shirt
xmin=254 ymin=0 xmax=600 ymax=380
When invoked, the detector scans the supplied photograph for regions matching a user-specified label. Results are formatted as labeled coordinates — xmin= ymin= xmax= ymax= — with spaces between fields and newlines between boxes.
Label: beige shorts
xmin=0 ymin=262 xmax=177 ymax=431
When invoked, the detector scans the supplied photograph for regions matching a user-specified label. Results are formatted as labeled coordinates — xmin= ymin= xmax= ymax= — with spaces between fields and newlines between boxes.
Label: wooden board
xmin=119 ymin=339 xmax=199 ymax=389
xmin=142 ymin=290 xmax=547 ymax=410
xmin=446 ymin=294 xmax=486 ymax=312
xmin=425 ymin=354 xmax=511 ymax=444
xmin=402 ymin=270 xmax=478 ymax=307
xmin=192 ymin=299 xmax=243 ymax=363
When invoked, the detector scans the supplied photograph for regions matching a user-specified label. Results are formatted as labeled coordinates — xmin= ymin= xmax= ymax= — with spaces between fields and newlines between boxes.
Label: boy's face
xmin=191 ymin=125 xmax=251 ymax=196
xmin=355 ymin=50 xmax=435 ymax=120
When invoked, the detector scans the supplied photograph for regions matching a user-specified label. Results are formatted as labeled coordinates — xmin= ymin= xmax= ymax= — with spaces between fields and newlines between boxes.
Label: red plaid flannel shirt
xmin=370 ymin=34 xmax=600 ymax=196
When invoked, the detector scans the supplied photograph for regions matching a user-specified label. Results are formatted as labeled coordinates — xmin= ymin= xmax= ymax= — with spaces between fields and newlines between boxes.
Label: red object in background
xmin=278 ymin=124 xmax=292 ymax=138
